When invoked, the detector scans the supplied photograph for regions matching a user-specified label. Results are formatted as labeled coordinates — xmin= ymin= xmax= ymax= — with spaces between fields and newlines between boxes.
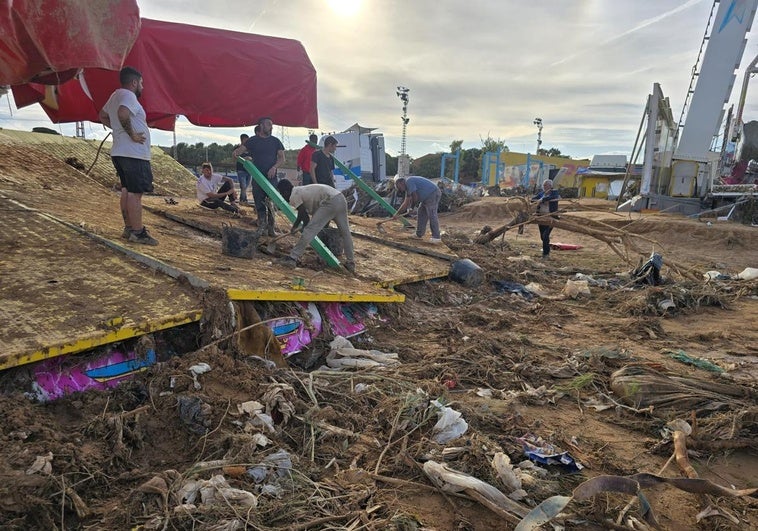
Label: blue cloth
xmin=405 ymin=176 xmax=439 ymax=202
xmin=531 ymin=189 xmax=560 ymax=213
xmin=492 ymin=280 xmax=534 ymax=300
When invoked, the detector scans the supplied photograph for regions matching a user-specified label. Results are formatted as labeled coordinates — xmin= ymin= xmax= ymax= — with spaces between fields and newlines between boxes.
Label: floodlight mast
xmin=397 ymin=86 xmax=410 ymax=177
xmin=533 ymin=117 xmax=543 ymax=154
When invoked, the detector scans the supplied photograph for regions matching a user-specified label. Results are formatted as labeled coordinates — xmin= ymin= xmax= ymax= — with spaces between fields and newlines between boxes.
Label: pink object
xmin=268 ymin=303 xmax=322 ymax=357
xmin=31 ymin=349 xmax=156 ymax=401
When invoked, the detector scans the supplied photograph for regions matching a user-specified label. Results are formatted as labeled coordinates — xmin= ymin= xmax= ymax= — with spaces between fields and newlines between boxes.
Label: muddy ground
xmin=0 ymin=197 xmax=757 ymax=530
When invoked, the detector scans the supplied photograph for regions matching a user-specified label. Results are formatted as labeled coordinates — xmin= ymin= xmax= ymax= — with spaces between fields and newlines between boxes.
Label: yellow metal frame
xmin=0 ymin=310 xmax=203 ymax=371
xmin=227 ymin=289 xmax=405 ymax=303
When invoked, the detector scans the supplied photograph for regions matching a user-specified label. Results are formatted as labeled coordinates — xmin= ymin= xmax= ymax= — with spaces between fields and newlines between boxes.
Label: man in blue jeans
xmin=392 ymin=176 xmax=442 ymax=244
xmin=235 ymin=133 xmax=252 ymax=204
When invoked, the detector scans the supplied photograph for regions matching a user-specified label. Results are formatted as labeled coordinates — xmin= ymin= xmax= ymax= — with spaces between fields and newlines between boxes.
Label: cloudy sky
xmin=2 ymin=0 xmax=758 ymax=160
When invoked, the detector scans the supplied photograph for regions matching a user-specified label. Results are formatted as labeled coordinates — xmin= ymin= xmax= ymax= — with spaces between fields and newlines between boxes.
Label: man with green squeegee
xmin=236 ymin=156 xmax=342 ymax=269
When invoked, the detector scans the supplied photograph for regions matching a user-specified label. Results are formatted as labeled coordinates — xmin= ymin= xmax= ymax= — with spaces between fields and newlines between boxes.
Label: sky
xmin=2 ymin=0 xmax=758 ymax=161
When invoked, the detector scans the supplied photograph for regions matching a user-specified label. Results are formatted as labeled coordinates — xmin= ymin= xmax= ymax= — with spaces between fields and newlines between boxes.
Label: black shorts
xmin=112 ymin=156 xmax=154 ymax=194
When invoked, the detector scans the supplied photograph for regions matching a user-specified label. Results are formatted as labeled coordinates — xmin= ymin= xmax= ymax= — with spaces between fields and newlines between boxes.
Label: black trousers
xmin=538 ymin=224 xmax=553 ymax=256
xmin=201 ymin=181 xmax=237 ymax=212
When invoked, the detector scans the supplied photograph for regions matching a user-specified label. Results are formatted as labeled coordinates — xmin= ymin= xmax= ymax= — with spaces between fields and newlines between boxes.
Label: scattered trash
xmin=517 ymin=435 xmax=583 ymax=472
xmin=449 ymin=258 xmax=484 ymax=288
xmin=237 ymin=400 xmax=265 ymax=416
xmin=262 ymin=382 xmax=296 ymax=425
xmin=515 ymin=470 xmax=757 ymax=531
xmin=430 ymin=399 xmax=469 ymax=444
xmin=736 ymin=267 xmax=758 ymax=280
xmin=523 ymin=282 xmax=547 ymax=297
xmin=492 ymin=280 xmax=534 ymax=300
xmin=631 ymin=252 xmax=663 ymax=285
xmin=26 ymin=452 xmax=53 ymax=475
xmin=324 ymin=336 xmax=400 ymax=370
xmin=667 ymin=349 xmax=724 ymax=373
xmin=492 ymin=452 xmax=522 ymax=493
xmin=549 ymin=242 xmax=582 ymax=250
xmin=658 ymin=298 xmax=676 ymax=312
xmin=423 ymin=460 xmax=528 ymax=518
xmin=704 ymin=270 xmax=732 ymax=280
xmin=177 ymin=396 xmax=213 ymax=434
xmin=189 ymin=363 xmax=211 ymax=390
xmin=354 ymin=383 xmax=373 ymax=393
xmin=192 ymin=475 xmax=258 ymax=508
xmin=562 ymin=279 xmax=591 ymax=299
xmin=574 ymin=273 xmax=621 ymax=289
xmin=246 ymin=449 xmax=293 ymax=484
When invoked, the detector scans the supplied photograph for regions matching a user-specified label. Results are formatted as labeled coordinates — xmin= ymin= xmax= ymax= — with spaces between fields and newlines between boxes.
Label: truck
xmin=321 ymin=123 xmax=386 ymax=191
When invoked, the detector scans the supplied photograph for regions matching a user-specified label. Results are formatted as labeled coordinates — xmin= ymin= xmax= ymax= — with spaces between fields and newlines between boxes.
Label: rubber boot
xmin=266 ymin=208 xmax=276 ymax=237
xmin=255 ymin=212 xmax=268 ymax=235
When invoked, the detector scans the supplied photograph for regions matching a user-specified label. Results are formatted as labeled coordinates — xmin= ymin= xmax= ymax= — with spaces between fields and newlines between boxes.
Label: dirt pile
xmin=0 ymin=129 xmax=196 ymax=195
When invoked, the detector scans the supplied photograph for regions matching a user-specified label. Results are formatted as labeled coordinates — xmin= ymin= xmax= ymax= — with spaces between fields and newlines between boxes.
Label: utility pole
xmin=396 ymin=86 xmax=410 ymax=178
xmin=533 ymin=117 xmax=543 ymax=155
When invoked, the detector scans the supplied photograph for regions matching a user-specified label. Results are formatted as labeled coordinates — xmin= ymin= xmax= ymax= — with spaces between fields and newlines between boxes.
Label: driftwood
xmin=474 ymin=199 xmax=701 ymax=281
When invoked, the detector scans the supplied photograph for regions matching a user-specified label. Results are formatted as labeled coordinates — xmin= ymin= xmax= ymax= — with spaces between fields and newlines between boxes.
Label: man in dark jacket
xmin=531 ymin=179 xmax=560 ymax=259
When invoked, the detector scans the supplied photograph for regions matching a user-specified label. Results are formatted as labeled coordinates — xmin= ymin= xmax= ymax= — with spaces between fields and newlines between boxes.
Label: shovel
xmin=266 ymin=228 xmax=301 ymax=253
xmin=376 ymin=216 xmax=413 ymax=234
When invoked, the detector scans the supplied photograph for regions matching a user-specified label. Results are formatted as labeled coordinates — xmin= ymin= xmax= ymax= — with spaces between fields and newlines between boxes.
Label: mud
xmin=0 ymin=194 xmax=757 ymax=530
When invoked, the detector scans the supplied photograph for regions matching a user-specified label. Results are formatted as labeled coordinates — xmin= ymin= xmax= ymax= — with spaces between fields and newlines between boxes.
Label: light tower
xmin=533 ymin=117 xmax=543 ymax=154
xmin=396 ymin=86 xmax=410 ymax=177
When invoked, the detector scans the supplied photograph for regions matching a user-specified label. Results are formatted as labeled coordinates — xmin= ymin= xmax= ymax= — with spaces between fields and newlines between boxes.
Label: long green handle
xmin=239 ymin=158 xmax=341 ymax=268
xmin=308 ymin=141 xmax=412 ymax=227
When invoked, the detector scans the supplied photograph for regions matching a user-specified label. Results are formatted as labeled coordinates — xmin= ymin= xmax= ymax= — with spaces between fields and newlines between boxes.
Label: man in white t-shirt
xmin=99 ymin=66 xmax=157 ymax=245
xmin=275 ymin=180 xmax=355 ymax=274
xmin=196 ymin=162 xmax=239 ymax=213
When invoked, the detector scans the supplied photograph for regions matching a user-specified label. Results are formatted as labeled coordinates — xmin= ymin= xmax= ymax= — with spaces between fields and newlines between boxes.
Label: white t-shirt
xmin=289 ymin=184 xmax=341 ymax=214
xmin=196 ymin=173 xmax=225 ymax=202
xmin=102 ymin=88 xmax=151 ymax=160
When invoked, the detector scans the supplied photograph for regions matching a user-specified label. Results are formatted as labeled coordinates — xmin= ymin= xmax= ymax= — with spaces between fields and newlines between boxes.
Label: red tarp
xmin=11 ymin=18 xmax=319 ymax=129
xmin=0 ymin=0 xmax=140 ymax=85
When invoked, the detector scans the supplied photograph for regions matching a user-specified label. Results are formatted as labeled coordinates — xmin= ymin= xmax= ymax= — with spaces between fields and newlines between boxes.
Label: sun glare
xmin=326 ymin=0 xmax=362 ymax=17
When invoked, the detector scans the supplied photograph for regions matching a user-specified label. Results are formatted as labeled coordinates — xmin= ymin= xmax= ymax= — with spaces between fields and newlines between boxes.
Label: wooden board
xmin=0 ymin=203 xmax=203 ymax=370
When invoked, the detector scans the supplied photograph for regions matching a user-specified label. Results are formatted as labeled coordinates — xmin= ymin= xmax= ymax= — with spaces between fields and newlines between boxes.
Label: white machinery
xmin=620 ymin=0 xmax=758 ymax=215
xmin=322 ymin=123 xmax=386 ymax=192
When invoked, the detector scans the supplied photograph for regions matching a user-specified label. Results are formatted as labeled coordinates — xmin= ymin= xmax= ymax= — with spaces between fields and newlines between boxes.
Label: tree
xmin=449 ymin=139 xmax=463 ymax=153
xmin=480 ymin=135 xmax=508 ymax=154
xmin=539 ymin=147 xmax=570 ymax=158
xmin=411 ymin=154 xmax=441 ymax=179
xmin=385 ymin=153 xmax=398 ymax=177
xmin=460 ymin=148 xmax=481 ymax=184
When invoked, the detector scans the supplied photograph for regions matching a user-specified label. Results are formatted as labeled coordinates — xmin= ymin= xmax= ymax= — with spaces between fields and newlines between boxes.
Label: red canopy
xmin=0 ymin=0 xmax=140 ymax=85
xmin=11 ymin=18 xmax=319 ymax=129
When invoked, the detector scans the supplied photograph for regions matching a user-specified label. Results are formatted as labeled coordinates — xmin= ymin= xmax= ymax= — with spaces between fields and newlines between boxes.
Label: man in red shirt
xmin=297 ymin=134 xmax=318 ymax=184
